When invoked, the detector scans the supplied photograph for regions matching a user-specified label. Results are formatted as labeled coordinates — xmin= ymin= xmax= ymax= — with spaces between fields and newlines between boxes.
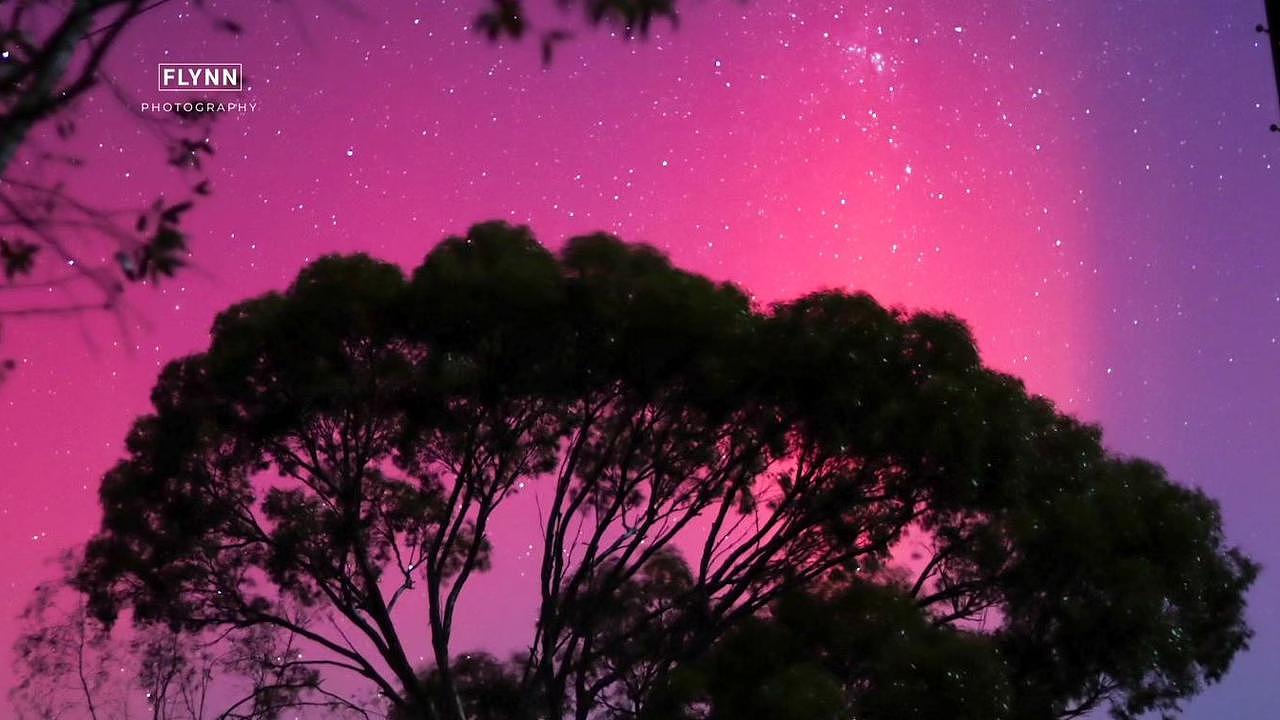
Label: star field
xmin=2 ymin=1 xmax=1278 ymax=715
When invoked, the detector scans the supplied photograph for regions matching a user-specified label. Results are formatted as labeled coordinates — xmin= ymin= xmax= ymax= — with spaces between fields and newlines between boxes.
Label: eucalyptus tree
xmin=67 ymin=222 xmax=1256 ymax=720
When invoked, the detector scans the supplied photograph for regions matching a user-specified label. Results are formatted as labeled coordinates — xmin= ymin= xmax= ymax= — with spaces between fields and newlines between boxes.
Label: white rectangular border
xmin=157 ymin=63 xmax=244 ymax=92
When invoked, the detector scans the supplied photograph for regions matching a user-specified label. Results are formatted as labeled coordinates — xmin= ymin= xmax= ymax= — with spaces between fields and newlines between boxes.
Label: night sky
xmin=2 ymin=0 xmax=1278 ymax=715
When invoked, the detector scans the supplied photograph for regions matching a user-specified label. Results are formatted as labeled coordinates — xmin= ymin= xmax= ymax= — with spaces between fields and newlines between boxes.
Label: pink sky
xmin=2 ymin=1 xmax=1278 ymax=715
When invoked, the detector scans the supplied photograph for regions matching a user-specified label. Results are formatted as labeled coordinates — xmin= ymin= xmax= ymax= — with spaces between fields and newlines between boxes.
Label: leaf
xmin=0 ymin=238 xmax=39 ymax=280
xmin=160 ymin=201 xmax=194 ymax=225
xmin=474 ymin=0 xmax=525 ymax=40
xmin=541 ymin=30 xmax=572 ymax=66
xmin=141 ymin=227 xmax=188 ymax=281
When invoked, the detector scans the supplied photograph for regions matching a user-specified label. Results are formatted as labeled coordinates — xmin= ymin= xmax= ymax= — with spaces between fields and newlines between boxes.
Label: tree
xmin=0 ymin=0 xmax=239 ymax=382
xmin=0 ymin=0 xmax=700 ymax=374
xmin=63 ymin=222 xmax=1255 ymax=720
xmin=11 ymin=551 xmax=375 ymax=719
xmin=11 ymin=553 xmax=126 ymax=720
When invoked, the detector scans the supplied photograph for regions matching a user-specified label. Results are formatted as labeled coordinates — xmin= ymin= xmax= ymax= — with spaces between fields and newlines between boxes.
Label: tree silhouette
xmin=59 ymin=222 xmax=1256 ymax=720
xmin=11 ymin=551 xmax=376 ymax=719
xmin=0 ymin=0 xmax=708 ymax=377
xmin=641 ymin=583 xmax=1012 ymax=720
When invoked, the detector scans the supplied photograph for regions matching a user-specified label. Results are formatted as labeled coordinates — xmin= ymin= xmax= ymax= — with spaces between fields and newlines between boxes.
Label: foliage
xmin=0 ymin=0 xmax=707 ymax=371
xmin=10 ymin=552 xmax=371 ymax=719
xmin=644 ymin=583 xmax=1012 ymax=720
xmin=59 ymin=222 xmax=1256 ymax=720
xmin=474 ymin=0 xmax=683 ymax=64
xmin=0 ymin=0 xmax=234 ymax=363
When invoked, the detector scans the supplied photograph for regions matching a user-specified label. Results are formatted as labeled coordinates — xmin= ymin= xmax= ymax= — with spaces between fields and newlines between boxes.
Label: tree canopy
xmin=0 ymin=0 xmax=667 ymax=366
xmin=59 ymin=222 xmax=1256 ymax=720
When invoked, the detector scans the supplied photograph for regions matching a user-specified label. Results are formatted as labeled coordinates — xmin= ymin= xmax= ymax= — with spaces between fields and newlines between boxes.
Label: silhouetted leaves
xmin=402 ymin=654 xmax=534 ymax=720
xmin=70 ymin=222 xmax=1256 ymax=720
xmin=1 ymin=238 xmax=39 ymax=280
xmin=585 ymin=0 xmax=678 ymax=38
xmin=0 ymin=0 xmax=222 ymax=334
xmin=215 ymin=18 xmax=244 ymax=35
xmin=116 ymin=202 xmax=191 ymax=283
xmin=475 ymin=0 xmax=682 ymax=63
xmin=476 ymin=0 xmax=527 ymax=40
xmin=541 ymin=30 xmax=573 ymax=66
xmin=647 ymin=584 xmax=1012 ymax=720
